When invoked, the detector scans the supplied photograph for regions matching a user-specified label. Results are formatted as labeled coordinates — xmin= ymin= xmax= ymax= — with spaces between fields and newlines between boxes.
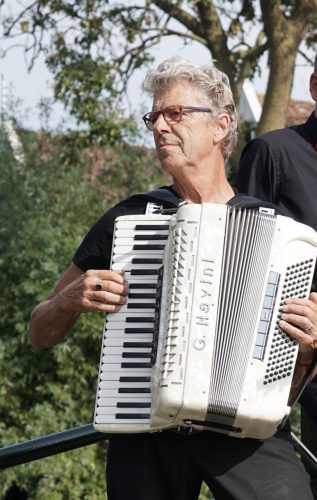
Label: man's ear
xmin=213 ymin=114 xmax=230 ymax=145
xmin=310 ymin=73 xmax=317 ymax=102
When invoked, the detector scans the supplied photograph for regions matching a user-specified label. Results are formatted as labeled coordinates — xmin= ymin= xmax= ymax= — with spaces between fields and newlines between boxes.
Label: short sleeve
xmin=72 ymin=198 xmax=147 ymax=271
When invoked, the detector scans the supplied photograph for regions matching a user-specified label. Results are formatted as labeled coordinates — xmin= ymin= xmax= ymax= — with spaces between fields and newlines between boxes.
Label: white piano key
xmin=104 ymin=332 xmax=154 ymax=341
xmin=128 ymin=288 xmax=159 ymax=295
xmin=112 ymin=253 xmax=163 ymax=263
xmin=115 ymin=229 xmax=169 ymax=238
xmin=95 ymin=415 xmax=150 ymax=425
xmin=114 ymin=246 xmax=166 ymax=255
xmin=121 ymin=277 xmax=159 ymax=285
xmin=115 ymin=219 xmax=170 ymax=228
xmin=97 ymin=389 xmax=151 ymax=398
xmin=99 ymin=380 xmax=151 ymax=397
xmin=102 ymin=353 xmax=152 ymax=364
xmin=97 ymin=396 xmax=151 ymax=405
xmin=103 ymin=335 xmax=153 ymax=345
xmin=124 ymin=297 xmax=156 ymax=304
xmin=114 ymin=237 xmax=167 ymax=246
xmin=101 ymin=361 xmax=152 ymax=371
xmin=114 ymin=303 xmax=156 ymax=313
xmin=106 ymin=312 xmax=155 ymax=322
xmin=99 ymin=377 xmax=151 ymax=390
xmin=104 ymin=336 xmax=153 ymax=346
xmin=102 ymin=346 xmax=152 ymax=355
xmin=96 ymin=406 xmax=151 ymax=416
xmin=105 ymin=321 xmax=155 ymax=331
xmin=98 ymin=372 xmax=151 ymax=382
xmin=112 ymin=262 xmax=162 ymax=271
xmin=96 ymin=387 xmax=151 ymax=401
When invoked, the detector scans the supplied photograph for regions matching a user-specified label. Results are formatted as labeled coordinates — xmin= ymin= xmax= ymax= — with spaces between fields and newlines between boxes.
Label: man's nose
xmin=153 ymin=112 xmax=171 ymax=133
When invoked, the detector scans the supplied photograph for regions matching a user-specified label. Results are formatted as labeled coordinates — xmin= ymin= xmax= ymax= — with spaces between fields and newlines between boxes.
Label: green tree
xmin=0 ymin=127 xmax=167 ymax=497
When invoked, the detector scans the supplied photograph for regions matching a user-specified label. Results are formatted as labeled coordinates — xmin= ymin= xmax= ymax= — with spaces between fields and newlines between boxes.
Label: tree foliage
xmin=0 ymin=128 xmax=167 ymax=497
xmin=0 ymin=0 xmax=316 ymax=157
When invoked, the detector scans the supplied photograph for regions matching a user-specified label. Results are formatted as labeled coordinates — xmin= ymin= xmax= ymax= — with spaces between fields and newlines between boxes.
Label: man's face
xmin=151 ymin=81 xmax=218 ymax=175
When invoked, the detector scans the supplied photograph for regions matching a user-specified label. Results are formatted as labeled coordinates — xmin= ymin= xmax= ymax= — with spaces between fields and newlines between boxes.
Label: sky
xmin=0 ymin=33 xmax=314 ymax=133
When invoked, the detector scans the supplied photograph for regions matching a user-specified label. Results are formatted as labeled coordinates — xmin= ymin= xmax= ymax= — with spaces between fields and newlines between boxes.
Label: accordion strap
xmin=128 ymin=187 xmax=185 ymax=214
xmin=131 ymin=187 xmax=281 ymax=214
xmin=227 ymin=193 xmax=281 ymax=213
xmin=140 ymin=187 xmax=184 ymax=208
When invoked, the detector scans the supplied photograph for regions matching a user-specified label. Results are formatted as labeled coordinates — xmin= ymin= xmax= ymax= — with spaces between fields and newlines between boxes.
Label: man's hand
xmin=279 ymin=292 xmax=317 ymax=356
xmin=57 ymin=269 xmax=129 ymax=314
xmin=28 ymin=263 xmax=129 ymax=349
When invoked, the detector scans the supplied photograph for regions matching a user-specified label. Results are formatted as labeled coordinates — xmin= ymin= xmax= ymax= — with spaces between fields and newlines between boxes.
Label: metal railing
xmin=1 ymin=424 xmax=317 ymax=472
xmin=0 ymin=424 xmax=106 ymax=469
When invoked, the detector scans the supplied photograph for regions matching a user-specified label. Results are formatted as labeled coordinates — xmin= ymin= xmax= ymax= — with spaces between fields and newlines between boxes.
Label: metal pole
xmin=0 ymin=424 xmax=107 ymax=470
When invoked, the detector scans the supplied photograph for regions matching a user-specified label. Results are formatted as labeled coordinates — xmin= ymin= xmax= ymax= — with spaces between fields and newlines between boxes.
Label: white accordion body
xmin=93 ymin=203 xmax=317 ymax=439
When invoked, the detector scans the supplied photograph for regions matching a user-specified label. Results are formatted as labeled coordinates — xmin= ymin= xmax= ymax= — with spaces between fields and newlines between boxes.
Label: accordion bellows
xmin=93 ymin=203 xmax=317 ymax=439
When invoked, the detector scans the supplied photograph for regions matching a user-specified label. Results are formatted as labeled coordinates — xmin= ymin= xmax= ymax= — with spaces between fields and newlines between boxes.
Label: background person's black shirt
xmin=236 ymin=112 xmax=317 ymax=231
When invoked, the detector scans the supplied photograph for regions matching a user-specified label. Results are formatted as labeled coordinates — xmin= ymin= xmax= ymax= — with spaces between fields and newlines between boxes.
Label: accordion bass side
xmin=93 ymin=203 xmax=317 ymax=439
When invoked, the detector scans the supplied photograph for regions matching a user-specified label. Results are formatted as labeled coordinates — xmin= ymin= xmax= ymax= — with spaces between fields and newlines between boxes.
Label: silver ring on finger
xmin=95 ymin=282 xmax=103 ymax=291
xmin=304 ymin=319 xmax=313 ymax=332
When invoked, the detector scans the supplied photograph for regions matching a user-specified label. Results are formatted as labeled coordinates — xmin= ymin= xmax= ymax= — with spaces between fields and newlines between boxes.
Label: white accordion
xmin=93 ymin=203 xmax=317 ymax=439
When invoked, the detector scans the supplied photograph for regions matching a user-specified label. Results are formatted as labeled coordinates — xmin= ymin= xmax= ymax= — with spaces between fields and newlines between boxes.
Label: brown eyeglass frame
xmin=142 ymin=105 xmax=213 ymax=130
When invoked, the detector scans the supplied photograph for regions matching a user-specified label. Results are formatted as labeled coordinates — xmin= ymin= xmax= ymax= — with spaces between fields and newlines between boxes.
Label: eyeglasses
xmin=142 ymin=105 xmax=213 ymax=131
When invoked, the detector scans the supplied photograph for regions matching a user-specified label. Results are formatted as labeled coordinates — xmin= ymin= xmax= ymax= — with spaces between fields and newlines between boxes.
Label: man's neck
xmin=173 ymin=176 xmax=234 ymax=205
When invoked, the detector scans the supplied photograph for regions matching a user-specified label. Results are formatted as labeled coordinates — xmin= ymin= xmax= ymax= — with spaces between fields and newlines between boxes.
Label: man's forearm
xmin=28 ymin=293 xmax=80 ymax=349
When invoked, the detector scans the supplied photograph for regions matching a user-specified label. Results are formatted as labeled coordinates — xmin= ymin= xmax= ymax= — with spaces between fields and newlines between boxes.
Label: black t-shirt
xmin=73 ymin=196 xmax=149 ymax=272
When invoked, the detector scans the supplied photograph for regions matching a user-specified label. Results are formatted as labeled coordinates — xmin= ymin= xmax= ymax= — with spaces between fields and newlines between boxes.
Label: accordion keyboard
xmin=94 ymin=215 xmax=171 ymax=430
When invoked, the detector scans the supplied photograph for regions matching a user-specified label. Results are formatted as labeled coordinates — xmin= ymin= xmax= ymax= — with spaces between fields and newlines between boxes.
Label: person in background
xmin=28 ymin=56 xmax=317 ymax=500
xmin=236 ymin=53 xmax=317 ymax=496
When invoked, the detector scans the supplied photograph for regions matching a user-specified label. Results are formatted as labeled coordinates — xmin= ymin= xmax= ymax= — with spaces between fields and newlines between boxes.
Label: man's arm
xmin=28 ymin=262 xmax=129 ymax=349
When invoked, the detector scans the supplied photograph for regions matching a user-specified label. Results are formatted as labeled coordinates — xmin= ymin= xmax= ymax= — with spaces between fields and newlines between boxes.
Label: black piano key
xmin=128 ymin=303 xmax=155 ymax=309
xmin=123 ymin=342 xmax=153 ymax=348
xmin=130 ymin=269 xmax=159 ymax=275
xmin=129 ymin=283 xmax=157 ymax=290
xmin=115 ymin=413 xmax=150 ymax=420
xmin=132 ymin=258 xmax=162 ymax=264
xmin=117 ymin=402 xmax=151 ymax=408
xmin=129 ymin=293 xmax=157 ymax=299
xmin=119 ymin=376 xmax=151 ymax=382
xmin=125 ymin=328 xmax=154 ymax=333
xmin=121 ymin=362 xmax=152 ymax=368
xmin=134 ymin=234 xmax=168 ymax=240
xmin=126 ymin=317 xmax=155 ymax=322
xmin=134 ymin=225 xmax=169 ymax=230
xmin=122 ymin=352 xmax=152 ymax=358
xmin=133 ymin=244 xmax=165 ymax=251
xmin=118 ymin=388 xmax=151 ymax=393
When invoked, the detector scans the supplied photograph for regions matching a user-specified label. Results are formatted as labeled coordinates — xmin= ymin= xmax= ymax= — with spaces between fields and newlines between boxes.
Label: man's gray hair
xmin=314 ymin=54 xmax=317 ymax=73
xmin=142 ymin=56 xmax=237 ymax=161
